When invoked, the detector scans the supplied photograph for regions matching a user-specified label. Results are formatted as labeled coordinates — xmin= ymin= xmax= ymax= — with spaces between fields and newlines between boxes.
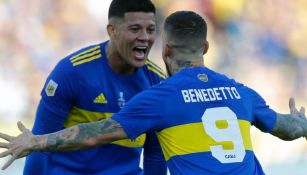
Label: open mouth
xmin=133 ymin=46 xmax=148 ymax=60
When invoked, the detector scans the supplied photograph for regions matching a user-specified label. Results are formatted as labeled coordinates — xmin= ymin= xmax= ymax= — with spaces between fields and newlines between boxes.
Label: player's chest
xmin=76 ymin=75 xmax=151 ymax=112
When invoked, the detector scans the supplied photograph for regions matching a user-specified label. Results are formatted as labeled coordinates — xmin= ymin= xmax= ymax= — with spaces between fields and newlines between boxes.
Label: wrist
xmin=30 ymin=135 xmax=46 ymax=152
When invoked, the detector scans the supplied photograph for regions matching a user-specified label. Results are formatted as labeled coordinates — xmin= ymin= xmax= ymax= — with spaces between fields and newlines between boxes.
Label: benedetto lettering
xmin=181 ymin=87 xmax=241 ymax=103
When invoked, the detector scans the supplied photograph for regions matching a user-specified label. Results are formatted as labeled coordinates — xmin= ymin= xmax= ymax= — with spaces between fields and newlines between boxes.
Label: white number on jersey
xmin=201 ymin=107 xmax=246 ymax=163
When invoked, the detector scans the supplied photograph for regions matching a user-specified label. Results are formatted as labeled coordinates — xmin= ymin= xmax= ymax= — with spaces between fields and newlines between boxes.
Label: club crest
xmin=197 ymin=73 xmax=208 ymax=82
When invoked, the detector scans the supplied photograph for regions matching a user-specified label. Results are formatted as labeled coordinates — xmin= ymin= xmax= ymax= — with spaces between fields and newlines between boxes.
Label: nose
xmin=137 ymin=30 xmax=149 ymax=41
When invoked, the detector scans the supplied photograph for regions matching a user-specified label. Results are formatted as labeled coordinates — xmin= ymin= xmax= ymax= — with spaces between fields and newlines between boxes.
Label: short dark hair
xmin=164 ymin=11 xmax=207 ymax=51
xmin=108 ymin=0 xmax=156 ymax=20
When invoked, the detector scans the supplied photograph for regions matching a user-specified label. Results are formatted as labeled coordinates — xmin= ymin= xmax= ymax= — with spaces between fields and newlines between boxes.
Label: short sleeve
xmin=40 ymin=58 xmax=77 ymax=118
xmin=112 ymin=85 xmax=170 ymax=140
xmin=250 ymin=89 xmax=277 ymax=132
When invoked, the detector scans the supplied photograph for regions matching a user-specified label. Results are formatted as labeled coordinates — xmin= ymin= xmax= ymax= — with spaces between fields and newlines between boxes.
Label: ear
xmin=203 ymin=41 xmax=209 ymax=55
xmin=107 ymin=24 xmax=116 ymax=39
xmin=164 ymin=43 xmax=172 ymax=58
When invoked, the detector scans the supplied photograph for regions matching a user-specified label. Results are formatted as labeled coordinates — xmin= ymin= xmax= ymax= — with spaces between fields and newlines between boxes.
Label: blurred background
xmin=0 ymin=0 xmax=306 ymax=174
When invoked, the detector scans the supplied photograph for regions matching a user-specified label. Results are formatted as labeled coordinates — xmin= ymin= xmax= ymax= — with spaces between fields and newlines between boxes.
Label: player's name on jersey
xmin=181 ymin=87 xmax=241 ymax=103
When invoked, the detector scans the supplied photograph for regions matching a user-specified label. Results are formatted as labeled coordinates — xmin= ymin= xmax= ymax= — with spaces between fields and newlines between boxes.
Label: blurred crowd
xmin=0 ymin=0 xmax=306 ymax=174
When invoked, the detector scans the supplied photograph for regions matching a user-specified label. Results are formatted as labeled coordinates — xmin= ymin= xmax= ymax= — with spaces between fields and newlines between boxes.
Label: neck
xmin=174 ymin=51 xmax=205 ymax=67
xmin=106 ymin=42 xmax=136 ymax=75
xmin=167 ymin=56 xmax=204 ymax=76
xmin=176 ymin=57 xmax=204 ymax=68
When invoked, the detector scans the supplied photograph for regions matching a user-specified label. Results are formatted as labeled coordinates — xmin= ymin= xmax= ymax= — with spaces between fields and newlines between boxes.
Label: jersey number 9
xmin=202 ymin=107 xmax=246 ymax=163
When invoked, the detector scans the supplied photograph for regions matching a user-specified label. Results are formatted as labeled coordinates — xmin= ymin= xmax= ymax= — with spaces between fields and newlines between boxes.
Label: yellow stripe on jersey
xmin=73 ymin=54 xmax=102 ymax=66
xmin=145 ymin=59 xmax=166 ymax=79
xmin=70 ymin=45 xmax=100 ymax=62
xmin=65 ymin=107 xmax=146 ymax=148
xmin=71 ymin=49 xmax=101 ymax=64
xmin=64 ymin=107 xmax=112 ymax=127
xmin=156 ymin=120 xmax=253 ymax=160
xmin=147 ymin=66 xmax=166 ymax=79
xmin=145 ymin=59 xmax=162 ymax=71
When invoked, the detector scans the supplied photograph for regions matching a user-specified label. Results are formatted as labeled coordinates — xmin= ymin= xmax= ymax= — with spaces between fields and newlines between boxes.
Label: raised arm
xmin=271 ymin=98 xmax=307 ymax=141
xmin=0 ymin=118 xmax=127 ymax=170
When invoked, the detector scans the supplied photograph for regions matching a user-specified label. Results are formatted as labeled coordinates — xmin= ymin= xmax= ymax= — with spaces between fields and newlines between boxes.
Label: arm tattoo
xmin=272 ymin=113 xmax=307 ymax=141
xmin=36 ymin=119 xmax=123 ymax=152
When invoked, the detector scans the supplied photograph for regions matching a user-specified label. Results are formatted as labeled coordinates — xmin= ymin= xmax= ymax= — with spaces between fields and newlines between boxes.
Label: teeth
xmin=135 ymin=46 xmax=147 ymax=50
xmin=133 ymin=46 xmax=147 ymax=59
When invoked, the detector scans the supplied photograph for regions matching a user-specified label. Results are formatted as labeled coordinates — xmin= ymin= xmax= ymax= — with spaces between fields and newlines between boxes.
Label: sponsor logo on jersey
xmin=94 ymin=93 xmax=108 ymax=104
xmin=45 ymin=79 xmax=58 ymax=96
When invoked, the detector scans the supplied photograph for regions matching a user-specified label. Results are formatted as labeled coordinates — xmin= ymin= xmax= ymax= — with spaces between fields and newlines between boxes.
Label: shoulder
xmin=66 ymin=43 xmax=104 ymax=67
xmin=210 ymin=70 xmax=265 ymax=101
xmin=205 ymin=70 xmax=253 ymax=96
xmin=143 ymin=59 xmax=167 ymax=79
xmin=148 ymin=75 xmax=180 ymax=96
xmin=208 ymin=69 xmax=243 ymax=86
xmin=53 ymin=42 xmax=105 ymax=76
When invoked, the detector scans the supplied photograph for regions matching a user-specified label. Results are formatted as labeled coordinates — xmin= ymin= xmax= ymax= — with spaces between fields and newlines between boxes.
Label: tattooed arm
xmin=40 ymin=118 xmax=126 ymax=151
xmin=0 ymin=118 xmax=127 ymax=170
xmin=271 ymin=98 xmax=307 ymax=141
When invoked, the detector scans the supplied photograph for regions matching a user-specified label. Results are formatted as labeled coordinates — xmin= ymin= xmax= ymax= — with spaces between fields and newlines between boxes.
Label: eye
xmin=130 ymin=27 xmax=139 ymax=33
xmin=147 ymin=27 xmax=156 ymax=34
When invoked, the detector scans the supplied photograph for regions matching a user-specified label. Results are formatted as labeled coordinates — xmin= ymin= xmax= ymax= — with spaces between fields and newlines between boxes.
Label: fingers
xmin=17 ymin=121 xmax=26 ymax=132
xmin=1 ymin=156 xmax=16 ymax=170
xmin=0 ymin=144 xmax=28 ymax=170
xmin=289 ymin=98 xmax=306 ymax=119
xmin=289 ymin=97 xmax=295 ymax=108
xmin=296 ymin=106 xmax=305 ymax=119
xmin=0 ymin=133 xmax=12 ymax=142
xmin=299 ymin=107 xmax=305 ymax=116
xmin=289 ymin=98 xmax=298 ymax=114
xmin=17 ymin=121 xmax=30 ymax=134
xmin=0 ymin=142 xmax=9 ymax=148
xmin=0 ymin=150 xmax=11 ymax=158
xmin=1 ymin=146 xmax=29 ymax=170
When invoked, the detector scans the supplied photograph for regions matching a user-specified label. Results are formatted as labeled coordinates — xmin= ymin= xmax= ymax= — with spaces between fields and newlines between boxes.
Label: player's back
xmin=156 ymin=67 xmax=275 ymax=175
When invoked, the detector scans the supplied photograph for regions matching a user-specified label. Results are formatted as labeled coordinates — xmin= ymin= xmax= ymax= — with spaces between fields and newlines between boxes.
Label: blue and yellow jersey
xmin=112 ymin=67 xmax=277 ymax=175
xmin=24 ymin=41 xmax=166 ymax=175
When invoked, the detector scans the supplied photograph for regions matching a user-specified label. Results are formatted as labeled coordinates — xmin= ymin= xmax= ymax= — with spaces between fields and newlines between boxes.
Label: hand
xmin=0 ymin=121 xmax=34 ymax=170
xmin=289 ymin=98 xmax=307 ymax=140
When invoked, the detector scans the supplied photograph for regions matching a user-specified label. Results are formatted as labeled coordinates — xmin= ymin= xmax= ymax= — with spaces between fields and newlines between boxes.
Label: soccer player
xmin=1 ymin=11 xmax=307 ymax=175
xmin=4 ymin=0 xmax=167 ymax=175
